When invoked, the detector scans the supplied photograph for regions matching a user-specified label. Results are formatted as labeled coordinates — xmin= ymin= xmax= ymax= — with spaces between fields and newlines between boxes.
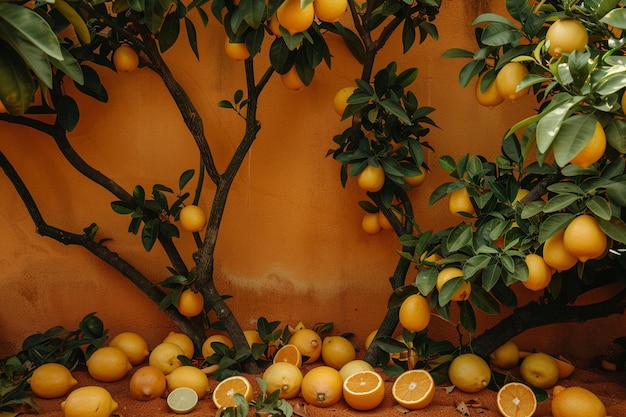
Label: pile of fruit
xmin=25 ymin=325 xmax=609 ymax=417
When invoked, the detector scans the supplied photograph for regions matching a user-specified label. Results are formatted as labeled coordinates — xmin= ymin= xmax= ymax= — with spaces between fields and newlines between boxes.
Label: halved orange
xmin=273 ymin=344 xmax=302 ymax=368
xmin=553 ymin=355 xmax=575 ymax=379
xmin=391 ymin=369 xmax=435 ymax=410
xmin=342 ymin=370 xmax=385 ymax=411
xmin=496 ymin=382 xmax=537 ymax=417
xmin=211 ymin=375 xmax=253 ymax=409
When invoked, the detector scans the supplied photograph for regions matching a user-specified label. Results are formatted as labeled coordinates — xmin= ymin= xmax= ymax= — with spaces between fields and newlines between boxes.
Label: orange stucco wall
xmin=1 ymin=1 xmax=623 ymax=359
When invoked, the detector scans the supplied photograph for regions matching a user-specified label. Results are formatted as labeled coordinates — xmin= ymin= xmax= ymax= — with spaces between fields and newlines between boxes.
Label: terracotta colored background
xmin=1 ymin=1 xmax=623 ymax=359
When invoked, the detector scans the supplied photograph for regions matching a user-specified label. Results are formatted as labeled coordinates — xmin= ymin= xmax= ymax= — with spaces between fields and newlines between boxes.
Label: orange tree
xmin=344 ymin=0 xmax=626 ymax=371
xmin=0 ymin=0 xmax=442 ymax=378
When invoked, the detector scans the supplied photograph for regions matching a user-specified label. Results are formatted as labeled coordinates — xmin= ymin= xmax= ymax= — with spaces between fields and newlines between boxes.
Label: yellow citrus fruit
xmin=404 ymin=165 xmax=427 ymax=188
xmin=61 ymin=386 xmax=118 ymax=417
xmin=342 ymin=370 xmax=385 ymax=411
xmin=448 ymin=187 xmax=475 ymax=217
xmin=281 ymin=65 xmax=306 ymax=91
xmin=551 ymin=385 xmax=606 ymax=417
xmin=86 ymin=346 xmax=132 ymax=382
xmin=129 ymin=365 xmax=167 ymax=401
xmin=321 ymin=336 xmax=357 ymax=370
xmin=109 ymin=331 xmax=150 ymax=366
xmin=212 ymin=375 xmax=253 ymax=409
xmin=273 ymin=344 xmax=303 ymax=367
xmin=176 ymin=288 xmax=204 ymax=318
xmin=392 ymin=369 xmax=435 ymax=410
xmin=377 ymin=209 xmax=402 ymax=231
xmin=339 ymin=359 xmax=374 ymax=382
xmin=167 ymin=386 xmax=198 ymax=414
xmin=28 ymin=363 xmax=78 ymax=399
xmin=262 ymin=361 xmax=303 ymax=399
xmin=495 ymin=62 xmax=530 ymax=101
xmin=333 ymin=86 xmax=354 ymax=117
xmin=513 ymin=188 xmax=529 ymax=204
xmin=563 ymin=214 xmax=608 ymax=262
xmin=362 ymin=212 xmax=382 ymax=235
xmin=569 ymin=121 xmax=606 ymax=168
xmin=437 ymin=267 xmax=472 ymax=301
xmin=224 ymin=39 xmax=250 ymax=61
xmin=165 ymin=365 xmax=209 ymax=399
xmin=113 ymin=44 xmax=139 ymax=72
xmin=289 ymin=328 xmax=322 ymax=364
xmin=301 ymin=365 xmax=344 ymax=407
xmin=448 ymin=353 xmax=491 ymax=393
xmin=489 ymin=340 xmax=520 ymax=369
xmin=546 ymin=18 xmax=589 ymax=57
xmin=202 ymin=334 xmax=233 ymax=358
xmin=475 ymin=72 xmax=504 ymax=108
xmin=163 ymin=331 xmax=195 ymax=359
xmin=276 ymin=0 xmax=315 ymax=34
xmin=268 ymin=14 xmax=282 ymax=36
xmin=149 ymin=342 xmax=184 ymax=375
xmin=364 ymin=329 xmax=378 ymax=350
xmin=398 ymin=293 xmax=431 ymax=332
xmin=497 ymin=382 xmax=537 ymax=417
xmin=522 ymin=253 xmax=553 ymax=291
xmin=357 ymin=165 xmax=385 ymax=192
xmin=179 ymin=205 xmax=207 ymax=232
xmin=543 ymin=229 xmax=579 ymax=271
xmin=520 ymin=352 xmax=559 ymax=389
xmin=244 ymin=329 xmax=263 ymax=346
xmin=313 ymin=0 xmax=347 ymax=22
xmin=553 ymin=355 xmax=576 ymax=379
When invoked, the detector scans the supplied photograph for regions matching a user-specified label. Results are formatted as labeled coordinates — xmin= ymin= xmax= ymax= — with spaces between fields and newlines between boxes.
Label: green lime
xmin=167 ymin=387 xmax=198 ymax=414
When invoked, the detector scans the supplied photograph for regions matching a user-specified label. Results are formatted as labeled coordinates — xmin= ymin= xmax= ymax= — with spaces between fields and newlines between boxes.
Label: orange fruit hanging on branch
xmin=179 ymin=205 xmax=207 ymax=232
xmin=113 ymin=44 xmax=139 ymax=72
xmin=176 ymin=288 xmax=205 ymax=318
xmin=276 ymin=0 xmax=315 ymax=34
xmin=545 ymin=18 xmax=589 ymax=57
xmin=448 ymin=187 xmax=475 ymax=217
xmin=522 ymin=253 xmax=553 ymax=291
xmin=224 ymin=39 xmax=250 ymax=61
xmin=495 ymin=62 xmax=530 ymax=101
xmin=357 ymin=164 xmax=385 ymax=192
xmin=542 ymin=229 xmax=579 ymax=272
xmin=398 ymin=293 xmax=431 ymax=332
xmin=314 ymin=0 xmax=347 ymax=22
xmin=436 ymin=267 xmax=471 ymax=301
xmin=569 ymin=121 xmax=606 ymax=168
xmin=475 ymin=72 xmax=504 ymax=108
xmin=563 ymin=214 xmax=607 ymax=262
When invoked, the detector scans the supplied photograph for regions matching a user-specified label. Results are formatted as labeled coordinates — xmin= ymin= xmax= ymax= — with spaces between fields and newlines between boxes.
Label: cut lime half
xmin=167 ymin=386 xmax=198 ymax=414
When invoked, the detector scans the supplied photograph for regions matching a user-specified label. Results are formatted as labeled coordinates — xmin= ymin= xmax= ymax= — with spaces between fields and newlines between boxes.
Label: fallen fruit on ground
xmin=149 ymin=342 xmax=184 ymax=375
xmin=520 ymin=352 xmax=559 ymax=389
xmin=496 ymin=382 xmax=537 ymax=417
xmin=321 ymin=335 xmax=356 ymax=369
xmin=167 ymin=386 xmax=198 ymax=414
xmin=489 ymin=340 xmax=520 ymax=369
xmin=179 ymin=205 xmax=207 ymax=233
xmin=288 ymin=328 xmax=322 ymax=364
xmin=339 ymin=359 xmax=374 ymax=382
xmin=551 ymin=385 xmax=607 ymax=417
xmin=273 ymin=344 xmax=303 ymax=367
xmin=61 ymin=386 xmax=118 ymax=417
xmin=553 ymin=355 xmax=576 ymax=379
xmin=448 ymin=353 xmax=491 ymax=393
xmin=212 ymin=375 xmax=253 ymax=409
xmin=165 ymin=365 xmax=209 ymax=399
xmin=129 ymin=365 xmax=167 ymax=401
xmin=262 ymin=361 xmax=303 ymax=399
xmin=342 ymin=370 xmax=385 ymax=410
xmin=391 ymin=369 xmax=435 ymax=410
xmin=202 ymin=334 xmax=233 ymax=358
xmin=109 ymin=331 xmax=150 ymax=365
xmin=163 ymin=331 xmax=195 ymax=359
xmin=86 ymin=346 xmax=132 ymax=382
xmin=301 ymin=365 xmax=344 ymax=407
xmin=28 ymin=363 xmax=78 ymax=399
xmin=398 ymin=293 xmax=431 ymax=332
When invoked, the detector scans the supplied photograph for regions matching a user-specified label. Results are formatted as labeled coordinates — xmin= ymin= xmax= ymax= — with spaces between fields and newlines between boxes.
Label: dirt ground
xmin=19 ymin=356 xmax=625 ymax=417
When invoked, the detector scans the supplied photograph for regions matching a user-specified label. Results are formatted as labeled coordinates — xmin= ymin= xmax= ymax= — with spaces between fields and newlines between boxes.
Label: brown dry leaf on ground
xmin=18 ymin=358 xmax=626 ymax=417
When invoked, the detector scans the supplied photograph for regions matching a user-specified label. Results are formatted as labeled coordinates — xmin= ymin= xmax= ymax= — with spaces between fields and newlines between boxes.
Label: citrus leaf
xmin=0 ymin=3 xmax=63 ymax=60
xmin=459 ymin=301 xmax=476 ymax=333
xmin=538 ymin=213 xmax=575 ymax=242
xmin=586 ymin=196 xmax=612 ymax=220
xmin=469 ymin=284 xmax=500 ymax=315
xmin=552 ymin=113 xmax=598 ymax=167
xmin=56 ymin=95 xmax=80 ymax=132
xmin=446 ymin=223 xmax=473 ymax=252
xmin=596 ymin=216 xmax=626 ymax=244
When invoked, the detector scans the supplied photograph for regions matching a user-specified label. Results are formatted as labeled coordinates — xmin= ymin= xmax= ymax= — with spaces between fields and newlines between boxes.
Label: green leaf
xmin=111 ymin=200 xmax=136 ymax=214
xmin=535 ymin=95 xmax=584 ymax=154
xmin=463 ymin=255 xmax=491 ymax=278
xmin=440 ymin=48 xmax=474 ymax=59
xmin=469 ymin=284 xmax=500 ymax=315
xmin=0 ymin=4 xmax=63 ymax=60
xmin=379 ymin=99 xmax=412 ymax=125
xmin=542 ymin=194 xmax=580 ymax=213
xmin=459 ymin=301 xmax=476 ymax=333
xmin=401 ymin=17 xmax=416 ymax=53
xmin=415 ymin=268 xmax=438 ymax=295
xmin=159 ymin=12 xmax=181 ymax=53
xmin=446 ymin=223 xmax=473 ymax=253
xmin=0 ymin=45 xmax=35 ymax=115
xmin=597 ymin=216 xmax=626 ymax=244
xmin=179 ymin=169 xmax=195 ymax=189
xmin=472 ymin=13 xmax=515 ymax=26
xmin=0 ymin=24 xmax=52 ymax=88
xmin=481 ymin=262 xmax=502 ymax=292
xmin=333 ymin=23 xmax=365 ymax=64
xmin=481 ymin=22 xmax=521 ymax=46
xmin=586 ymin=196 xmax=612 ymax=220
xmin=552 ymin=113 xmax=598 ymax=167
xmin=142 ymin=218 xmax=159 ymax=251
xmin=56 ymin=95 xmax=80 ymax=132
xmin=458 ymin=59 xmax=484 ymax=87
xmin=538 ymin=213 xmax=575 ymax=242
xmin=600 ymin=7 xmax=626 ymax=29
xmin=74 ymin=65 xmax=106 ymax=102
